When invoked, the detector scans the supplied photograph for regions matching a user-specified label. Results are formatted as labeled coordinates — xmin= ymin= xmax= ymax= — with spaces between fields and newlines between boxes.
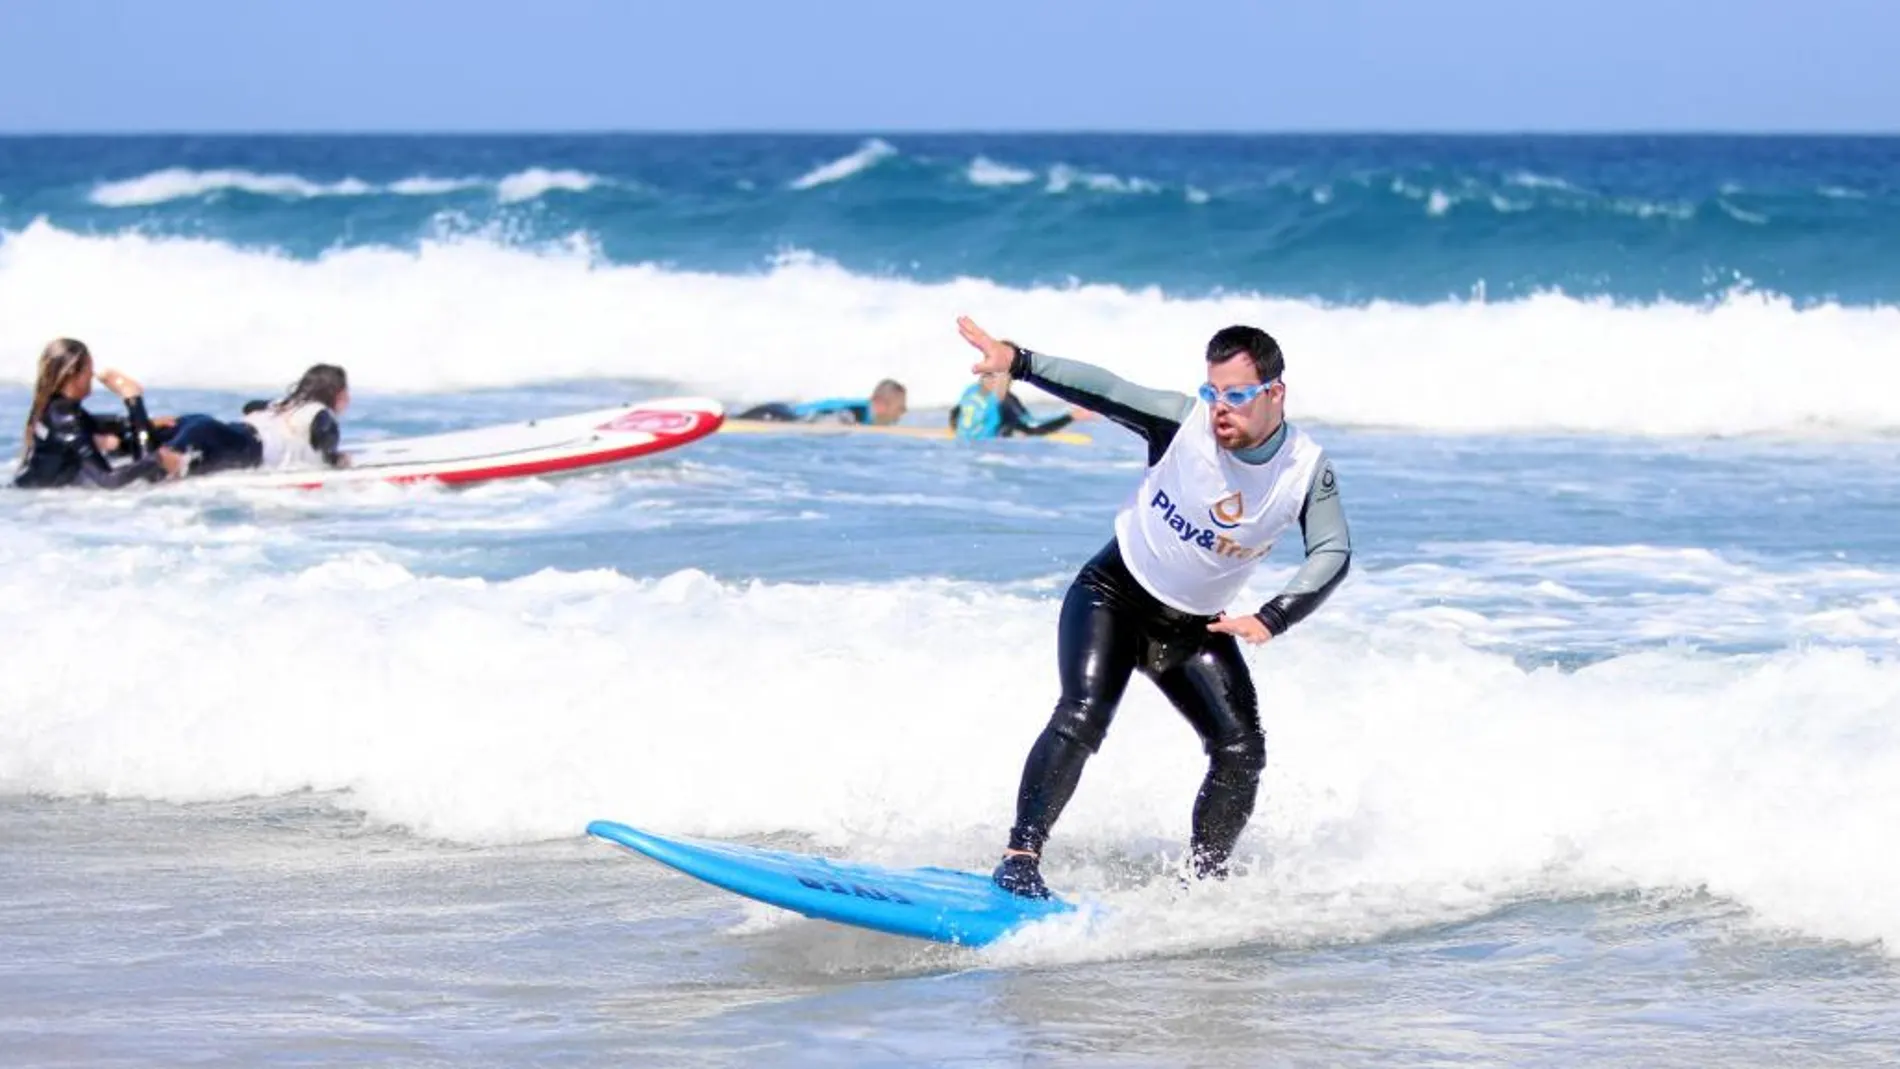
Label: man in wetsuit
xmin=949 ymin=371 xmax=1079 ymax=440
xmin=955 ymin=316 xmax=1352 ymax=899
xmin=735 ymin=379 xmax=908 ymax=426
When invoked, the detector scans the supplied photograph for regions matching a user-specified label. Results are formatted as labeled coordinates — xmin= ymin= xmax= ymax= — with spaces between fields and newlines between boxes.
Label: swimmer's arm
xmin=1000 ymin=393 xmax=1074 ymax=437
xmin=1009 ymin=347 xmax=1192 ymax=448
xmin=311 ymin=411 xmax=346 ymax=467
xmin=1254 ymin=456 xmax=1351 ymax=636
xmin=120 ymin=396 xmax=157 ymax=459
xmin=91 ymin=397 xmax=158 ymax=459
xmin=42 ymin=406 xmax=163 ymax=489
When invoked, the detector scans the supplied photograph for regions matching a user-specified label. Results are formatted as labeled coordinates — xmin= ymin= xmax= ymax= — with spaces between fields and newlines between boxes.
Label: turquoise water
xmin=2 ymin=135 xmax=1897 ymax=1066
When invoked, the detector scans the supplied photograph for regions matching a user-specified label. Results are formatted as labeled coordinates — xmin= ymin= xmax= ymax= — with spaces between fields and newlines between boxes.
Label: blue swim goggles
xmin=1198 ymin=380 xmax=1279 ymax=407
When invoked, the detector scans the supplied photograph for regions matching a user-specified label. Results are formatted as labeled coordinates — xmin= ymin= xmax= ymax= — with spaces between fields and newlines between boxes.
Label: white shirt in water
xmin=243 ymin=401 xmax=330 ymax=469
xmin=1113 ymin=399 xmax=1324 ymax=616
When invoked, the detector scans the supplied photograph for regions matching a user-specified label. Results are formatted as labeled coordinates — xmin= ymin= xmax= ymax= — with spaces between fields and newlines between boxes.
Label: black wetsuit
xmin=947 ymin=392 xmax=1076 ymax=437
xmin=163 ymin=415 xmax=264 ymax=475
xmin=12 ymin=396 xmax=167 ymax=490
xmin=1000 ymin=345 xmax=1353 ymax=888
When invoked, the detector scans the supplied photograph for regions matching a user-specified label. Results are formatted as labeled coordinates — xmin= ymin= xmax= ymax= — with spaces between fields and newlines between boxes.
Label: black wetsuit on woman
xmin=13 ymin=396 xmax=167 ymax=489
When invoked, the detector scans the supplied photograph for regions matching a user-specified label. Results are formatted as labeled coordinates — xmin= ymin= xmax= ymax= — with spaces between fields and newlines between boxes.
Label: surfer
xmin=954 ymin=316 xmax=1352 ymax=899
xmin=735 ymin=379 xmax=908 ymax=426
xmin=948 ymin=370 xmax=1086 ymax=439
xmin=161 ymin=364 xmax=352 ymax=475
xmin=12 ymin=339 xmax=189 ymax=488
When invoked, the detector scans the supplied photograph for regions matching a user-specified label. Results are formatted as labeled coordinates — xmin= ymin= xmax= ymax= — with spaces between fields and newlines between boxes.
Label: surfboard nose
xmin=586 ymin=819 xmax=652 ymax=847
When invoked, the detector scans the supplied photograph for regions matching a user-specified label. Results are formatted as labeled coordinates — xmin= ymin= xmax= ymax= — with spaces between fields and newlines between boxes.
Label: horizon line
xmin=2 ymin=127 xmax=1898 ymax=139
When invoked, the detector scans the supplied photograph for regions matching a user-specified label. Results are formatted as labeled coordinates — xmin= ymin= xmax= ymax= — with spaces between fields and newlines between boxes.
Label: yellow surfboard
xmin=719 ymin=419 xmax=1094 ymax=447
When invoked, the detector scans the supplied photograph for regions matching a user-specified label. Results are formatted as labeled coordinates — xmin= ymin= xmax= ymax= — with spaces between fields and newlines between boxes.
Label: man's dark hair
xmin=1205 ymin=326 xmax=1284 ymax=383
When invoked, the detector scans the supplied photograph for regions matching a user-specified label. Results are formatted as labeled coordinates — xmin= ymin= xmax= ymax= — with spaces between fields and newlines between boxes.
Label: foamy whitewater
xmin=3 ymin=135 xmax=1898 ymax=1066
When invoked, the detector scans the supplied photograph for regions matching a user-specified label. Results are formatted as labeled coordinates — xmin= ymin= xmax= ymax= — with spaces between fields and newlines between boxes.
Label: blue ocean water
xmin=2 ymin=136 xmax=1898 ymax=1066
xmin=4 ymin=134 xmax=1900 ymax=303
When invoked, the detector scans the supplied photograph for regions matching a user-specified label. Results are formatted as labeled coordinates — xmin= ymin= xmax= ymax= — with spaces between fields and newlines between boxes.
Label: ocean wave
xmin=88 ymin=167 xmax=608 ymax=206
xmin=2 ymin=221 xmax=1898 ymax=436
xmin=1045 ymin=164 xmax=1160 ymax=195
xmin=91 ymin=168 xmax=377 ymax=206
xmin=495 ymin=168 xmax=602 ymax=203
xmin=0 ymin=544 xmax=1895 ymax=954
xmin=966 ymin=156 xmax=1037 ymax=187
xmin=789 ymin=139 xmax=897 ymax=190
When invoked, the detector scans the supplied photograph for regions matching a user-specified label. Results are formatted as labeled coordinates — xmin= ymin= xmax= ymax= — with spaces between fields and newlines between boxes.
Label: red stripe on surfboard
xmin=274 ymin=409 xmax=724 ymax=490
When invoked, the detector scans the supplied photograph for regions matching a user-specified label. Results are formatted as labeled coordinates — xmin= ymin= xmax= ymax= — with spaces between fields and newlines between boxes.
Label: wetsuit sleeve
xmin=310 ymin=410 xmax=344 ymax=467
xmin=1253 ymin=455 xmax=1351 ymax=636
xmin=86 ymin=397 xmax=155 ymax=458
xmin=119 ymin=396 xmax=156 ymax=459
xmin=42 ymin=402 xmax=164 ymax=489
xmin=1010 ymin=346 xmax=1192 ymax=461
xmin=79 ymin=456 xmax=165 ymax=488
xmin=999 ymin=393 xmax=1075 ymax=437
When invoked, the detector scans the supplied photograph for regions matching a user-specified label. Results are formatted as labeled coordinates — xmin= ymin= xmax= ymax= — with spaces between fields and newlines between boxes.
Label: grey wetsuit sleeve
xmin=1010 ymin=346 xmax=1195 ymax=461
xmin=1254 ymin=454 xmax=1351 ymax=635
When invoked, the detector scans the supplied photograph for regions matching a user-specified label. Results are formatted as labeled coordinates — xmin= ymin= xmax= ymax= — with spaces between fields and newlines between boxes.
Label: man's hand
xmin=957 ymin=316 xmax=1017 ymax=376
xmin=1208 ymin=612 xmax=1273 ymax=645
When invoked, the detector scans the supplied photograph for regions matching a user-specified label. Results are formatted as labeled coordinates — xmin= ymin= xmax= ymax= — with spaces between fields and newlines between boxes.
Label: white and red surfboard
xmin=195 ymin=398 xmax=724 ymax=490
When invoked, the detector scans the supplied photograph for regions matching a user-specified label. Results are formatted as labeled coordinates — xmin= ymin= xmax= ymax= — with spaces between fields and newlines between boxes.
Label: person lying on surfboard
xmin=166 ymin=363 xmax=354 ymax=476
xmin=948 ymin=369 xmax=1091 ymax=440
xmin=735 ymin=379 xmax=908 ymax=426
xmin=955 ymin=316 xmax=1353 ymax=900
xmin=12 ymin=338 xmax=191 ymax=489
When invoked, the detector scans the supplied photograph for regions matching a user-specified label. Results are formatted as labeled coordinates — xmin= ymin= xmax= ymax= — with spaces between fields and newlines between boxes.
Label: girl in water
xmin=156 ymin=363 xmax=353 ymax=475
xmin=13 ymin=338 xmax=187 ymax=489
xmin=242 ymin=363 xmax=350 ymax=469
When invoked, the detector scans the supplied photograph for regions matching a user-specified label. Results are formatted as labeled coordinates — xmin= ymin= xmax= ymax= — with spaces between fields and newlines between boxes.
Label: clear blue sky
xmin=1 ymin=0 xmax=1892 ymax=133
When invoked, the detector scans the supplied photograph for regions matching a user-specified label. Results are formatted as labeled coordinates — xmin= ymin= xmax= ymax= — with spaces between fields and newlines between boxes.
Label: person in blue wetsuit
xmin=953 ymin=316 xmax=1352 ymax=900
xmin=736 ymin=379 xmax=908 ymax=426
xmin=950 ymin=370 xmax=1081 ymax=439
xmin=12 ymin=338 xmax=188 ymax=489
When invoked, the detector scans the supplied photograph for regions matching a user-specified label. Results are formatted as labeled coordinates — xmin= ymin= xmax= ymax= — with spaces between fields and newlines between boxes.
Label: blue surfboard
xmin=586 ymin=820 xmax=1076 ymax=947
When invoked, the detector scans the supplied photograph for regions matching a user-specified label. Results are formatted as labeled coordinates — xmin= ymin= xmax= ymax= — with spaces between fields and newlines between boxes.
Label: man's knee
xmin=1208 ymin=734 xmax=1266 ymax=778
xmin=1047 ymin=696 xmax=1115 ymax=753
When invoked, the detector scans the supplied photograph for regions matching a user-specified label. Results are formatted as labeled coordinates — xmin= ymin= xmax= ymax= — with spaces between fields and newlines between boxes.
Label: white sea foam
xmin=87 ymin=167 xmax=602 ymax=206
xmin=789 ymin=139 xmax=897 ymax=190
xmin=495 ymin=168 xmax=602 ymax=203
xmin=966 ymin=156 xmax=1037 ymax=187
xmin=0 ymin=533 xmax=1894 ymax=956
xmin=91 ymin=168 xmax=376 ymax=206
xmin=3 ymin=221 xmax=1899 ymax=436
